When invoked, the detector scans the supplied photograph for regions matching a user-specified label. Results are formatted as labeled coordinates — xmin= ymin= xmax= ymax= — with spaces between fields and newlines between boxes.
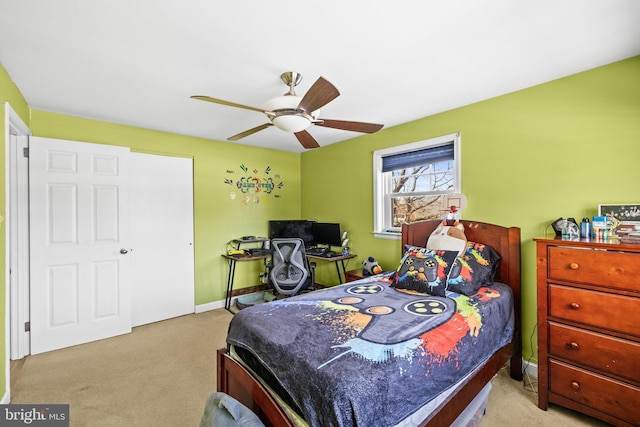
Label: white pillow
xmin=426 ymin=222 xmax=467 ymax=256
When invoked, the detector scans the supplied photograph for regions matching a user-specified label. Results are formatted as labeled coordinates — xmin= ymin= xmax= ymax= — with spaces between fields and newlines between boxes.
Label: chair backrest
xmin=269 ymin=238 xmax=311 ymax=296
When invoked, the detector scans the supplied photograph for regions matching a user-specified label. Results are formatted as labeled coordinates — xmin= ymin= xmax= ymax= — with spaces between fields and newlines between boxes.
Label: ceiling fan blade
xmin=294 ymin=130 xmax=320 ymax=149
xmin=315 ymin=119 xmax=384 ymax=134
xmin=228 ymin=123 xmax=273 ymax=141
xmin=297 ymin=77 xmax=340 ymax=113
xmin=191 ymin=95 xmax=266 ymax=113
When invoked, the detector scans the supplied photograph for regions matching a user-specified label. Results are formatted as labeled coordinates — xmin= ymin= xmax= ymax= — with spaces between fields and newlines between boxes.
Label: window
xmin=373 ymin=133 xmax=460 ymax=238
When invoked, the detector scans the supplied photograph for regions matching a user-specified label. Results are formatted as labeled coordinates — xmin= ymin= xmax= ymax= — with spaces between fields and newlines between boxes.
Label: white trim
xmin=4 ymin=103 xmax=31 ymax=404
xmin=4 ymin=103 xmax=30 ymax=136
xmin=372 ymin=133 xmax=461 ymax=235
xmin=8 ymin=134 xmax=29 ymax=361
xmin=523 ymin=359 xmax=538 ymax=380
xmin=372 ymin=230 xmax=401 ymax=240
xmin=195 ymin=299 xmax=227 ymax=313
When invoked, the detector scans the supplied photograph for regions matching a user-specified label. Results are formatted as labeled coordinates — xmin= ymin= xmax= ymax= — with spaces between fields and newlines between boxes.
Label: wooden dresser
xmin=535 ymin=237 xmax=640 ymax=426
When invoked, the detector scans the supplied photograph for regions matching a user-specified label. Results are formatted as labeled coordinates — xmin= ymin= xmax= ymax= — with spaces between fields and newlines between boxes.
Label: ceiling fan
xmin=191 ymin=71 xmax=384 ymax=149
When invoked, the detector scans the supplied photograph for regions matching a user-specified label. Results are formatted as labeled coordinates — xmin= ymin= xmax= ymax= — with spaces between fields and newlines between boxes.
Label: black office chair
xmin=269 ymin=238 xmax=315 ymax=296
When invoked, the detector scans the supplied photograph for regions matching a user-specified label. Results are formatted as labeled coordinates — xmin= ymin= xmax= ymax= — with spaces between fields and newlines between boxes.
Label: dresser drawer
xmin=549 ymin=322 xmax=640 ymax=383
xmin=548 ymin=247 xmax=640 ymax=292
xmin=549 ymin=285 xmax=640 ymax=338
xmin=549 ymin=360 xmax=640 ymax=425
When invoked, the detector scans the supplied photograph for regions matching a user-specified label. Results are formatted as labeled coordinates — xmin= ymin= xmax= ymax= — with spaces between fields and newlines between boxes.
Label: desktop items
xmin=341 ymin=231 xmax=350 ymax=255
xmin=311 ymin=222 xmax=342 ymax=248
xmin=268 ymin=220 xmax=349 ymax=258
xmin=551 ymin=217 xmax=579 ymax=237
xmin=306 ymin=222 xmax=342 ymax=257
xmin=269 ymin=220 xmax=315 ymax=247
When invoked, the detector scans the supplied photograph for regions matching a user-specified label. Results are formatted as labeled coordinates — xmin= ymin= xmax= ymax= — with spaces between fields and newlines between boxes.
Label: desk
xmin=306 ymin=253 xmax=356 ymax=284
xmin=222 ymin=253 xmax=269 ymax=313
xmin=223 ymin=237 xmax=269 ymax=313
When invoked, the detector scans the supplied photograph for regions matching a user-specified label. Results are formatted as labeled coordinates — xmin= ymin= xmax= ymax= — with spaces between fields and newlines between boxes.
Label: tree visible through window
xmin=390 ymin=160 xmax=454 ymax=226
xmin=373 ymin=133 xmax=460 ymax=237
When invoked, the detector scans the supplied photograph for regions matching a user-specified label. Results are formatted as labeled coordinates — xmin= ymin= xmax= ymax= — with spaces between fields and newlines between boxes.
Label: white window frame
xmin=372 ymin=133 xmax=461 ymax=239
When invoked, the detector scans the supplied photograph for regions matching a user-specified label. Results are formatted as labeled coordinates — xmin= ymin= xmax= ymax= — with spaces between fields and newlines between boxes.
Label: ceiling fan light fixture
xmin=272 ymin=114 xmax=310 ymax=132
xmin=264 ymin=94 xmax=311 ymax=132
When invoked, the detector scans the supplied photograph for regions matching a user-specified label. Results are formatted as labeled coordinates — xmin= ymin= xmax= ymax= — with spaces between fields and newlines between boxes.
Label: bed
xmin=217 ymin=219 xmax=522 ymax=426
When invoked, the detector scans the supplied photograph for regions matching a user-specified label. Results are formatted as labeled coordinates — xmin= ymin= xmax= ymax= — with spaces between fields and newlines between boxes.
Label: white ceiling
xmin=1 ymin=1 xmax=639 ymax=153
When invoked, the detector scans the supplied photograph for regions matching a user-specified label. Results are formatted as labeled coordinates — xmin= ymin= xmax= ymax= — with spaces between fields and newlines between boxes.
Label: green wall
xmin=301 ymin=56 xmax=640 ymax=364
xmin=0 ymin=64 xmax=302 ymax=399
xmin=28 ymin=110 xmax=302 ymax=305
xmin=1 ymin=56 xmax=639 ymax=402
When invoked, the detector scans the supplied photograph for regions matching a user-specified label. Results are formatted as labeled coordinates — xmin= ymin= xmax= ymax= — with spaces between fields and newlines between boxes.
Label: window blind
xmin=381 ymin=143 xmax=454 ymax=172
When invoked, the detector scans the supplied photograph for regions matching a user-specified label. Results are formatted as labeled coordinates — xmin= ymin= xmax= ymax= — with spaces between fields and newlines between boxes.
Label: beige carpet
xmin=10 ymin=308 xmax=607 ymax=426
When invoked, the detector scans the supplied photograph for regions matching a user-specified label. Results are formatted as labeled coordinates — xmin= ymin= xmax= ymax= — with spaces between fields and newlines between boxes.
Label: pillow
xmin=391 ymin=247 xmax=458 ymax=296
xmin=426 ymin=222 xmax=467 ymax=256
xmin=446 ymin=241 xmax=501 ymax=296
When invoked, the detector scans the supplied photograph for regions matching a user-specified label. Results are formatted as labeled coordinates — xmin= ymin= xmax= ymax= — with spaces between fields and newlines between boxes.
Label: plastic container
xmin=236 ymin=291 xmax=275 ymax=310
xmin=451 ymin=382 xmax=492 ymax=427
xmin=580 ymin=218 xmax=592 ymax=238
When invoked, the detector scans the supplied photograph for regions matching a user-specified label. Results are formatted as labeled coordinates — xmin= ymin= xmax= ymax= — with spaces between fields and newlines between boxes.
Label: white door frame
xmin=4 ymin=103 xmax=31 ymax=403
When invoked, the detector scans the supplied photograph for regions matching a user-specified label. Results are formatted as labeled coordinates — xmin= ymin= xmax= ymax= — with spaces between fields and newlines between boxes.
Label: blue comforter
xmin=226 ymin=275 xmax=514 ymax=427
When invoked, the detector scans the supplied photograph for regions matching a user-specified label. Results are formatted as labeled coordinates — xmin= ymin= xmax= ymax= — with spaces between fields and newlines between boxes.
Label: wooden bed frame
xmin=217 ymin=219 xmax=522 ymax=427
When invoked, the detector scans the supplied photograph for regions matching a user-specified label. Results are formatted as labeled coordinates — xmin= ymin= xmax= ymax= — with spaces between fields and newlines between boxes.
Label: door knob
xmin=120 ymin=248 xmax=129 ymax=254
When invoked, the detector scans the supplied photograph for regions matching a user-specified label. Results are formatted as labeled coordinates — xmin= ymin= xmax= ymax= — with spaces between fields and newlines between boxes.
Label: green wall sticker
xmin=226 ymin=164 xmax=283 ymax=204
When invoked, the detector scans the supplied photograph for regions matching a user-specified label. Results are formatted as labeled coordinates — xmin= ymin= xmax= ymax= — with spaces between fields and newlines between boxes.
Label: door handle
xmin=120 ymin=248 xmax=129 ymax=254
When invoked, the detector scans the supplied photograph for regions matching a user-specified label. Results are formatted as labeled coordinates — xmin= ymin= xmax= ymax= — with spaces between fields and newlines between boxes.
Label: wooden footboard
xmin=218 ymin=341 xmax=518 ymax=427
xmin=217 ymin=348 xmax=292 ymax=427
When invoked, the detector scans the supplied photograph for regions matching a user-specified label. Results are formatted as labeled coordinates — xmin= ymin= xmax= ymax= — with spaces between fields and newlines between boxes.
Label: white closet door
xmin=29 ymin=137 xmax=132 ymax=354
xmin=130 ymin=153 xmax=194 ymax=327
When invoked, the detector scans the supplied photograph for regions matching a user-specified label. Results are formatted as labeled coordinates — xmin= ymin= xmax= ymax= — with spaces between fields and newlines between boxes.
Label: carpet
xmin=10 ymin=308 xmax=606 ymax=426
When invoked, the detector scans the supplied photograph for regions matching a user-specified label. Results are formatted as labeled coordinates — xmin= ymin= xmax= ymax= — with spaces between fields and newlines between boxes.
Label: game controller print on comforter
xmin=226 ymin=275 xmax=514 ymax=427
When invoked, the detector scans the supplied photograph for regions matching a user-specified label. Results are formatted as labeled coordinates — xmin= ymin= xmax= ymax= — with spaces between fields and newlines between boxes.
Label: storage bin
xmin=451 ymin=382 xmax=492 ymax=427
xmin=236 ymin=291 xmax=276 ymax=310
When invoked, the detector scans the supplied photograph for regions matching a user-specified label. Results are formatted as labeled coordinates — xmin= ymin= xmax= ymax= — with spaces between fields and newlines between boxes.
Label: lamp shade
xmin=264 ymin=94 xmax=311 ymax=132
xmin=272 ymin=115 xmax=310 ymax=132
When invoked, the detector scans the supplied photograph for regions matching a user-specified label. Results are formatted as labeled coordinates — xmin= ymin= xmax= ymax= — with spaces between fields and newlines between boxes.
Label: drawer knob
xmin=571 ymin=381 xmax=581 ymax=390
xmin=569 ymin=302 xmax=580 ymax=310
xmin=569 ymin=262 xmax=579 ymax=270
xmin=567 ymin=341 xmax=580 ymax=350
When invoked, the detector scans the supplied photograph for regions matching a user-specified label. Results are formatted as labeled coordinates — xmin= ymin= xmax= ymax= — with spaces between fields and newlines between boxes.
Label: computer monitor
xmin=268 ymin=220 xmax=315 ymax=247
xmin=312 ymin=222 xmax=342 ymax=248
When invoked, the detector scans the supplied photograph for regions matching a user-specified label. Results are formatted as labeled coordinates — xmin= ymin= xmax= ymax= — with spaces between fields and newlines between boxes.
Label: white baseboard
xmin=195 ymin=292 xmax=267 ymax=313
xmin=522 ymin=359 xmax=538 ymax=380
xmin=195 ymin=299 xmax=226 ymax=313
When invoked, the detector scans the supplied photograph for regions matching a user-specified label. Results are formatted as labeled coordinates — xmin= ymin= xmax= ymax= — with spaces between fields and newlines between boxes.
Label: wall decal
xmin=224 ymin=164 xmax=284 ymax=202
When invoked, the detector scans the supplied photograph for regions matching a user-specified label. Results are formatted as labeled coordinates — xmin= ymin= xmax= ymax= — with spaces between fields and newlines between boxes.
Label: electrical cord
xmin=522 ymin=323 xmax=538 ymax=394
